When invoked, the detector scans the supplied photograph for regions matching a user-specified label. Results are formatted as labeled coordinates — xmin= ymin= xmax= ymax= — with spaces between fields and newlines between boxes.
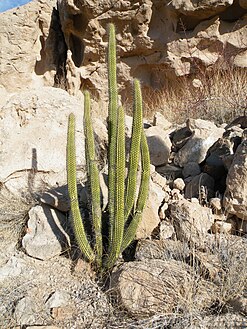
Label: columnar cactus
xmin=67 ymin=23 xmax=150 ymax=272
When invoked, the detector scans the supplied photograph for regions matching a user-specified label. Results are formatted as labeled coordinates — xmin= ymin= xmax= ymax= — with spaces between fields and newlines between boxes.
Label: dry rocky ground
xmin=1 ymin=0 xmax=247 ymax=328
xmin=0 ymin=92 xmax=247 ymax=327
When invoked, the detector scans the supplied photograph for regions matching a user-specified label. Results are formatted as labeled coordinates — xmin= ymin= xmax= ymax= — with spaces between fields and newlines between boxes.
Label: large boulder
xmin=111 ymin=259 xmax=217 ymax=318
xmin=145 ymin=126 xmax=172 ymax=166
xmin=174 ymin=119 xmax=224 ymax=167
xmin=169 ymin=199 xmax=214 ymax=245
xmin=223 ymin=137 xmax=247 ymax=220
xmin=135 ymin=171 xmax=165 ymax=239
xmin=0 ymin=87 xmax=86 ymax=197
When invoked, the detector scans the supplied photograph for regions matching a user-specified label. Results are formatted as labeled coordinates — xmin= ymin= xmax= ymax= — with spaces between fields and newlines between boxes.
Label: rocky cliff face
xmin=0 ymin=0 xmax=246 ymax=99
xmin=0 ymin=0 xmax=65 ymax=93
xmin=58 ymin=0 xmax=247 ymax=98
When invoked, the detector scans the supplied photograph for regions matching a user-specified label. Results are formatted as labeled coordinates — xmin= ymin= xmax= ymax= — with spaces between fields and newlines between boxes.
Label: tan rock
xmin=170 ymin=199 xmax=214 ymax=245
xmin=145 ymin=126 xmax=172 ymax=166
xmin=223 ymin=139 xmax=247 ymax=220
xmin=211 ymin=221 xmax=233 ymax=234
xmin=1 ymin=0 xmax=247 ymax=99
xmin=188 ymin=251 xmax=223 ymax=282
xmin=171 ymin=0 xmax=233 ymax=17
xmin=136 ymin=179 xmax=164 ymax=239
xmin=174 ymin=119 xmax=225 ymax=167
xmin=22 ymin=205 xmax=70 ymax=260
xmin=173 ymin=178 xmax=185 ymax=191
xmin=0 ymin=0 xmax=58 ymax=92
xmin=209 ymin=197 xmax=222 ymax=212
xmin=111 ymin=259 xmax=217 ymax=318
xmin=0 ymin=87 xmax=86 ymax=197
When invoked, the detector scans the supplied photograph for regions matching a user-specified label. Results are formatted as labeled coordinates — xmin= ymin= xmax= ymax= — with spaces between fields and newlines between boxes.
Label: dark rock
xmin=184 ymin=173 xmax=215 ymax=200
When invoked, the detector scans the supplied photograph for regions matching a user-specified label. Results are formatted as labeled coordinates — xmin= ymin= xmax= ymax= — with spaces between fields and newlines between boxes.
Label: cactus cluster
xmin=67 ymin=23 xmax=150 ymax=272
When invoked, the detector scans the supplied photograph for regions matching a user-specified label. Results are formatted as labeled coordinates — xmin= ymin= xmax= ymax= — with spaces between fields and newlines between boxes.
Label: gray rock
xmin=156 ymin=164 xmax=183 ymax=182
xmin=0 ymin=256 xmax=26 ymax=282
xmin=153 ymin=112 xmax=172 ymax=130
xmin=22 ymin=205 xmax=70 ymax=260
xmin=171 ymin=125 xmax=192 ymax=151
xmin=174 ymin=119 xmax=224 ymax=167
xmin=14 ymin=296 xmax=38 ymax=326
xmin=223 ymin=138 xmax=247 ymax=220
xmin=45 ymin=290 xmax=71 ymax=309
xmin=145 ymin=126 xmax=172 ymax=166
xmin=184 ymin=173 xmax=215 ymax=200
xmin=182 ymin=162 xmax=201 ymax=178
xmin=169 ymin=199 xmax=214 ymax=246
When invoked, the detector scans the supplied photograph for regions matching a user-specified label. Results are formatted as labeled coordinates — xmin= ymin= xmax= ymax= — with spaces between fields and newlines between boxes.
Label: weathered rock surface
xmin=0 ymin=256 xmax=26 ymax=282
xmin=169 ymin=199 xmax=214 ymax=245
xmin=55 ymin=0 xmax=247 ymax=98
xmin=136 ymin=178 xmax=164 ymax=239
xmin=0 ymin=0 xmax=59 ymax=92
xmin=223 ymin=138 xmax=247 ymax=220
xmin=111 ymin=259 xmax=217 ymax=318
xmin=1 ymin=0 xmax=246 ymax=99
xmin=174 ymin=119 xmax=225 ymax=167
xmin=0 ymin=87 xmax=85 ymax=197
xmin=184 ymin=173 xmax=215 ymax=200
xmin=22 ymin=205 xmax=70 ymax=260
xmin=14 ymin=296 xmax=40 ymax=326
xmin=145 ymin=126 xmax=172 ymax=166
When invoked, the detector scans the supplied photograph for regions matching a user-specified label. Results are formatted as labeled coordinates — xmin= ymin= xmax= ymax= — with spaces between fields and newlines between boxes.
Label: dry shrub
xmin=0 ymin=190 xmax=34 ymax=244
xmin=141 ymin=65 xmax=247 ymax=124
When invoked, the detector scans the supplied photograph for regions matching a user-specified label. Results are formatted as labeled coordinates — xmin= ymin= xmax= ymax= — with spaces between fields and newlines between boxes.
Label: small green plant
xmin=67 ymin=23 xmax=150 ymax=272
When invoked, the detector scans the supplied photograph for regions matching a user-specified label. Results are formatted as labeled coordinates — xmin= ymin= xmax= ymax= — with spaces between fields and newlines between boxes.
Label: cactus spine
xmin=67 ymin=23 xmax=150 ymax=272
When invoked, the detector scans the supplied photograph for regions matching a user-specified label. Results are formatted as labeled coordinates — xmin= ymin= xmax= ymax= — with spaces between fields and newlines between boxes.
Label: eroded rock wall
xmin=0 ymin=0 xmax=65 ymax=92
xmin=0 ymin=0 xmax=246 ymax=98
xmin=57 ymin=0 xmax=247 ymax=98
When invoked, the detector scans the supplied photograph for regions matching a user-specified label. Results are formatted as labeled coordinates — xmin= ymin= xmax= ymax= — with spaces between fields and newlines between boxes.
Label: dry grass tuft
xmin=140 ymin=66 xmax=247 ymax=124
xmin=0 ymin=191 xmax=35 ymax=243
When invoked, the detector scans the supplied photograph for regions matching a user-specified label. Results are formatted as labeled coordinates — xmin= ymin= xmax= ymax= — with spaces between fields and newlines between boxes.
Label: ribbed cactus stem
xmin=67 ymin=113 xmax=95 ymax=262
xmin=108 ymin=23 xmax=118 ymax=245
xmin=84 ymin=91 xmax=102 ymax=267
xmin=121 ymin=129 xmax=150 ymax=252
xmin=106 ymin=105 xmax=125 ymax=269
xmin=124 ymin=79 xmax=143 ymax=221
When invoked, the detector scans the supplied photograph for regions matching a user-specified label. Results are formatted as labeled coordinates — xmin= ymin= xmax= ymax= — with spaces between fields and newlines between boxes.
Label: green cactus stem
xmin=108 ymin=23 xmax=119 ymax=245
xmin=106 ymin=105 xmax=125 ymax=269
xmin=84 ymin=91 xmax=102 ymax=268
xmin=124 ymin=79 xmax=143 ymax=221
xmin=121 ymin=129 xmax=150 ymax=252
xmin=67 ymin=113 xmax=95 ymax=262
